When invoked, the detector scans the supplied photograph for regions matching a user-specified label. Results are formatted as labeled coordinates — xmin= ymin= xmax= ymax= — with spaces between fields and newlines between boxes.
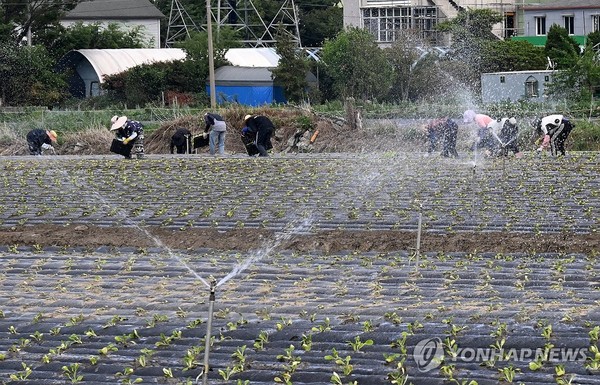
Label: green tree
xmin=320 ymin=27 xmax=392 ymax=100
xmin=297 ymin=0 xmax=342 ymax=47
xmin=0 ymin=43 xmax=68 ymax=106
xmin=481 ymin=39 xmax=546 ymax=73
xmin=588 ymin=31 xmax=600 ymax=49
xmin=103 ymin=28 xmax=240 ymax=107
xmin=0 ymin=0 xmax=78 ymax=44
xmin=177 ymin=28 xmax=240 ymax=70
xmin=272 ymin=26 xmax=309 ymax=103
xmin=437 ymin=8 xmax=502 ymax=87
xmin=548 ymin=44 xmax=600 ymax=104
xmin=385 ymin=31 xmax=441 ymax=102
xmin=38 ymin=22 xmax=149 ymax=60
xmin=545 ymin=24 xmax=580 ymax=69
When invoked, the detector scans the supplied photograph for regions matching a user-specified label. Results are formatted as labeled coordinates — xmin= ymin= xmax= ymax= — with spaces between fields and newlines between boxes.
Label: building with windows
xmin=343 ymin=0 xmax=523 ymax=46
xmin=481 ymin=70 xmax=555 ymax=103
xmin=512 ymin=0 xmax=600 ymax=47
xmin=342 ymin=0 xmax=598 ymax=47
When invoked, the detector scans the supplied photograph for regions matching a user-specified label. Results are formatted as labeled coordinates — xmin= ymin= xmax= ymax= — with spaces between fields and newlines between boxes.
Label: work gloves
xmin=41 ymin=143 xmax=53 ymax=150
xmin=542 ymin=135 xmax=550 ymax=147
xmin=537 ymin=135 xmax=550 ymax=152
xmin=122 ymin=138 xmax=130 ymax=145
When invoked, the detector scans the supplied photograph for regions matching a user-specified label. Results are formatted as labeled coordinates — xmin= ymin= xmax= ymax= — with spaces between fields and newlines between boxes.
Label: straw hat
xmin=110 ymin=116 xmax=127 ymax=131
xmin=47 ymin=130 xmax=57 ymax=142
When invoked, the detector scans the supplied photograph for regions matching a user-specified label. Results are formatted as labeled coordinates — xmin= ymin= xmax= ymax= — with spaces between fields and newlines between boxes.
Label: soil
xmin=1 ymin=224 xmax=598 ymax=254
xmin=1 ymin=148 xmax=599 ymax=385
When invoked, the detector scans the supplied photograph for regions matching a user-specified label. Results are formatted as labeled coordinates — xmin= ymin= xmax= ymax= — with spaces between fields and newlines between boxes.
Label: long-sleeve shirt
xmin=116 ymin=120 xmax=143 ymax=142
xmin=540 ymin=115 xmax=564 ymax=135
xmin=204 ymin=113 xmax=226 ymax=132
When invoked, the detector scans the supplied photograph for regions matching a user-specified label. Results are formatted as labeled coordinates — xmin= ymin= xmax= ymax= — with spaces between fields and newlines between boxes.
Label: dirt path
xmin=2 ymin=224 xmax=598 ymax=254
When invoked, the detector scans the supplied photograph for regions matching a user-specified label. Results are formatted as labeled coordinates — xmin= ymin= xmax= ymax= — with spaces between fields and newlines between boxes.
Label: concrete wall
xmin=481 ymin=70 xmax=555 ymax=103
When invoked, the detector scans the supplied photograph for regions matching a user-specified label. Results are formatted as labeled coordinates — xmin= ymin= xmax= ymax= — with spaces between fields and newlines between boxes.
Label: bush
xmin=569 ymin=120 xmax=600 ymax=151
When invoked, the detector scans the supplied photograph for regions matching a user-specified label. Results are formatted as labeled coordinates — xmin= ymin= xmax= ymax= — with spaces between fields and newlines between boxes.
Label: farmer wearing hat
xmin=487 ymin=117 xmax=521 ymax=157
xmin=110 ymin=116 xmax=144 ymax=159
xmin=242 ymin=114 xmax=274 ymax=157
xmin=26 ymin=129 xmax=57 ymax=155
xmin=463 ymin=109 xmax=494 ymax=153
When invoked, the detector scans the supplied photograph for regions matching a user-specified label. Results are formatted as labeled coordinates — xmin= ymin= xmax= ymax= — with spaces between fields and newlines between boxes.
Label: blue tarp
xmin=206 ymin=85 xmax=286 ymax=106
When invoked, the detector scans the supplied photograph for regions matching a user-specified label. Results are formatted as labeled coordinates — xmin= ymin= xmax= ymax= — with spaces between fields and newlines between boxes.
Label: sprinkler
xmin=410 ymin=200 xmax=423 ymax=272
xmin=471 ymin=164 xmax=477 ymax=215
xmin=200 ymin=276 xmax=217 ymax=385
xmin=415 ymin=208 xmax=422 ymax=272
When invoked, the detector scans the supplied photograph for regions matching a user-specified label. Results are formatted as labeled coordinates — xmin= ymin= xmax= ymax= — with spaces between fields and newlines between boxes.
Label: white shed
xmin=481 ymin=70 xmax=556 ymax=104
xmin=57 ymin=49 xmax=187 ymax=97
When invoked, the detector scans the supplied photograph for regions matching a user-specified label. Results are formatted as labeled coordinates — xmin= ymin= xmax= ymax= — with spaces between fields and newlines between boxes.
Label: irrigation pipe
xmin=201 ymin=277 xmax=217 ymax=385
xmin=415 ymin=211 xmax=422 ymax=272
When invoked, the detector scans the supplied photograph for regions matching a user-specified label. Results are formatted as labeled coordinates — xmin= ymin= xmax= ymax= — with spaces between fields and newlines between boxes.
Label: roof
xmin=523 ymin=0 xmax=600 ymax=10
xmin=63 ymin=0 xmax=165 ymax=20
xmin=59 ymin=49 xmax=186 ymax=82
xmin=224 ymin=48 xmax=280 ymax=67
xmin=482 ymin=70 xmax=555 ymax=75
xmin=214 ymin=65 xmax=318 ymax=86
xmin=215 ymin=66 xmax=275 ymax=85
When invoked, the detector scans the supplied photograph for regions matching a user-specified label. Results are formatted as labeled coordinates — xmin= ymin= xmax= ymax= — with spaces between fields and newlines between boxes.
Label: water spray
xmin=52 ymin=167 xmax=211 ymax=289
xmin=200 ymin=276 xmax=217 ymax=385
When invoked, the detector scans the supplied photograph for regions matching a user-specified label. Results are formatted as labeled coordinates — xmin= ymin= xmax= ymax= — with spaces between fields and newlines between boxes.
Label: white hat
xmin=463 ymin=110 xmax=476 ymax=123
xmin=244 ymin=114 xmax=252 ymax=121
xmin=110 ymin=116 xmax=127 ymax=131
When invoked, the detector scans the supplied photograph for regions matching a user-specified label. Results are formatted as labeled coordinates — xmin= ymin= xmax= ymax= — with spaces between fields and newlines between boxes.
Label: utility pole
xmin=206 ymin=0 xmax=217 ymax=108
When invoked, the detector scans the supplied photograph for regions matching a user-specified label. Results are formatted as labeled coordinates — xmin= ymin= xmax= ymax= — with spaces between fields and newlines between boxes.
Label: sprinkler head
xmin=208 ymin=276 xmax=217 ymax=300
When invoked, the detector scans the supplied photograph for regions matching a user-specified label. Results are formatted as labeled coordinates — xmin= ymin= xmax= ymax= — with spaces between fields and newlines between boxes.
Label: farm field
xmin=0 ymin=151 xmax=599 ymax=385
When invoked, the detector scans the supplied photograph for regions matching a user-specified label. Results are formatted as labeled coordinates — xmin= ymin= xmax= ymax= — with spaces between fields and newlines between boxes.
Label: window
xmin=535 ymin=16 xmax=546 ymax=35
xmin=363 ymin=8 xmax=411 ymax=42
xmin=563 ymin=15 xmax=574 ymax=35
xmin=90 ymin=81 xmax=100 ymax=97
xmin=593 ymin=15 xmax=600 ymax=32
xmin=525 ymin=76 xmax=539 ymax=98
xmin=500 ymin=76 xmax=505 ymax=83
xmin=504 ymin=12 xmax=515 ymax=38
xmin=362 ymin=6 xmax=437 ymax=43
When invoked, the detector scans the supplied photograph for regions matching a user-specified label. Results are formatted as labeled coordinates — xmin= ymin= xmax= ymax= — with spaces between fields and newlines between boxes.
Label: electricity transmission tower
xmin=166 ymin=0 xmax=302 ymax=48
xmin=212 ymin=0 xmax=302 ymax=47
xmin=165 ymin=0 xmax=202 ymax=48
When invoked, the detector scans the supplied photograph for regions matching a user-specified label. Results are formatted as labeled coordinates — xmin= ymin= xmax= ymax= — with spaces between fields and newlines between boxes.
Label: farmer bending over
xmin=26 ymin=129 xmax=57 ymax=155
xmin=533 ymin=114 xmax=574 ymax=156
xmin=243 ymin=114 xmax=274 ymax=157
xmin=440 ymin=118 xmax=459 ymax=158
xmin=204 ymin=112 xmax=227 ymax=156
xmin=171 ymin=128 xmax=192 ymax=154
xmin=110 ymin=115 xmax=145 ymax=159
xmin=463 ymin=110 xmax=493 ymax=153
